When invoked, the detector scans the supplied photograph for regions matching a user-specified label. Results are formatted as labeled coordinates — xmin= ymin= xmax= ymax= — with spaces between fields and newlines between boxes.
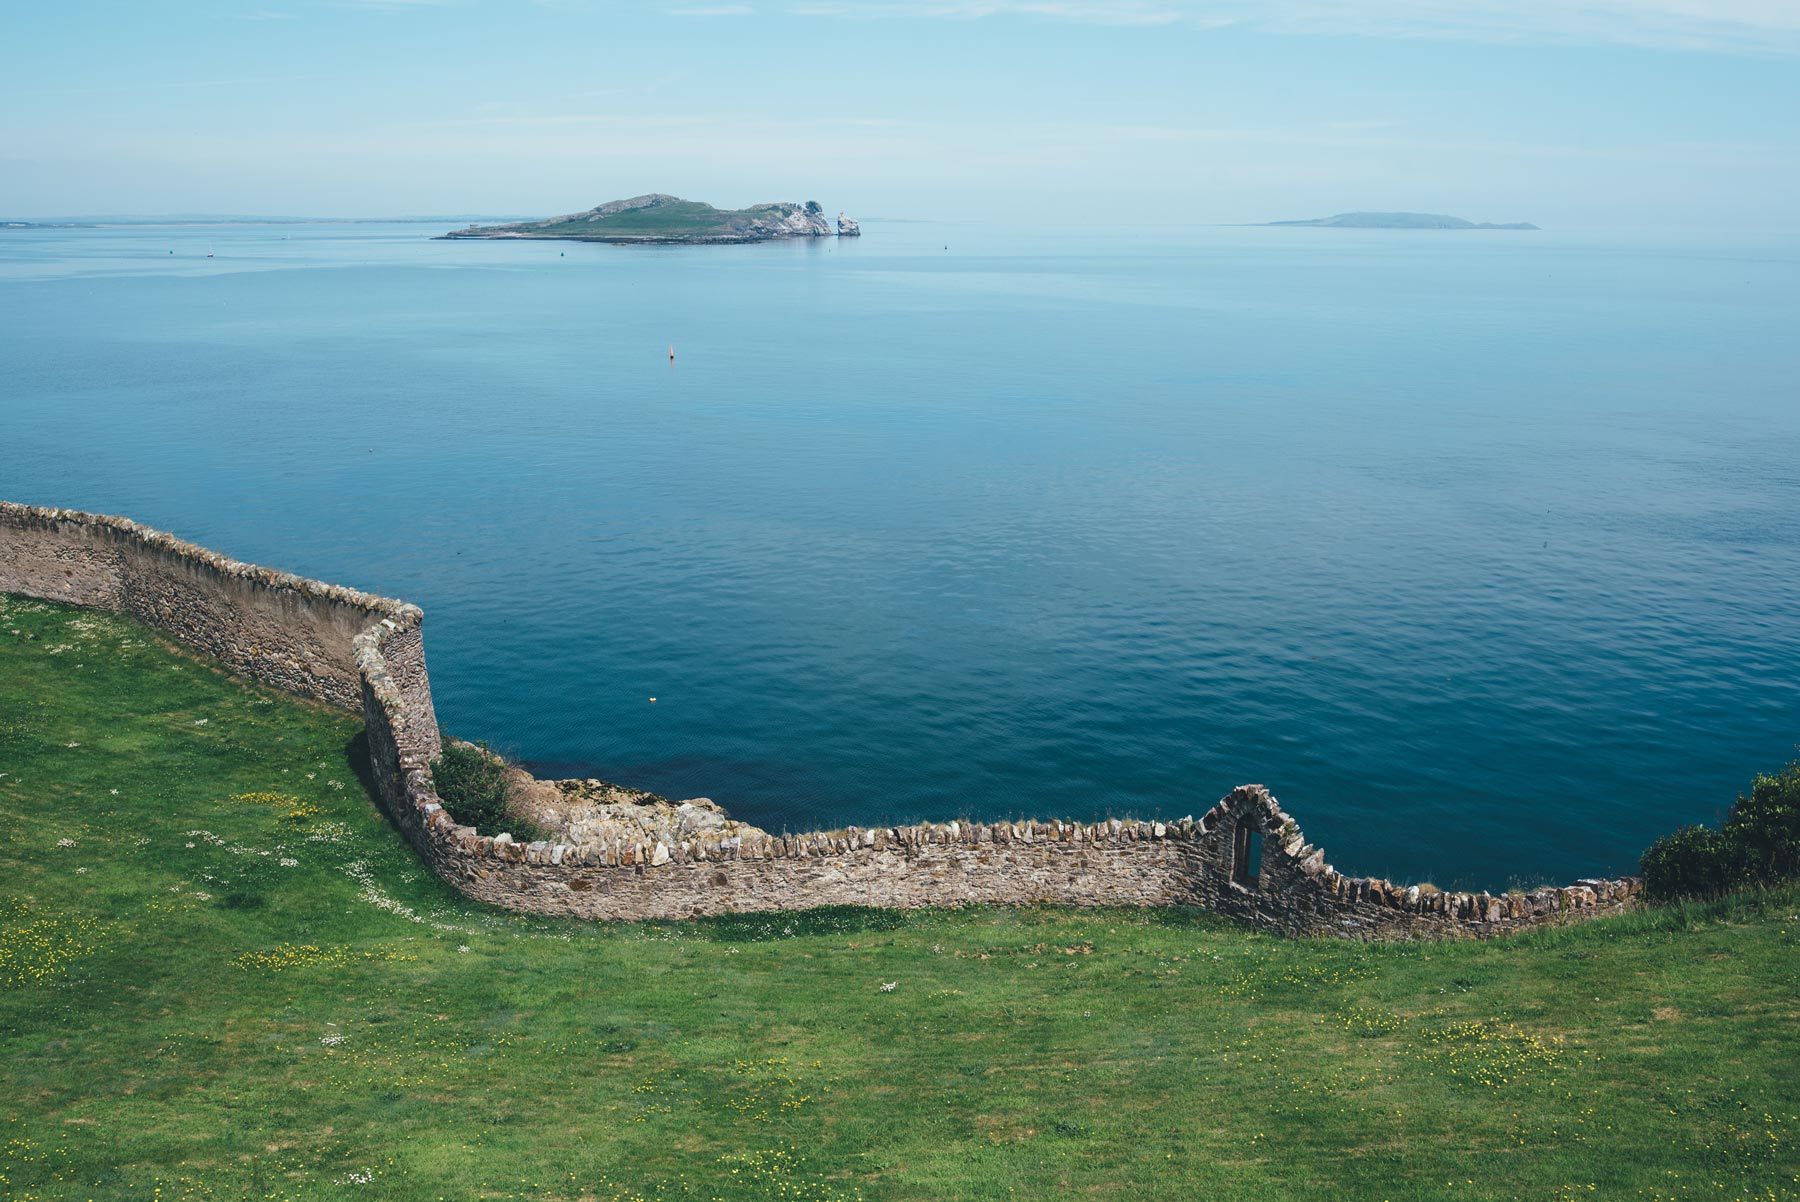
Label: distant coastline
xmin=2 ymin=216 xmax=528 ymax=229
xmin=1260 ymin=211 xmax=1539 ymax=230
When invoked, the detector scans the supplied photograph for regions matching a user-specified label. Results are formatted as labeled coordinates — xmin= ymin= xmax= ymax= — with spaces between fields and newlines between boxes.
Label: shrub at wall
xmin=1639 ymin=825 xmax=1740 ymax=901
xmin=1641 ymin=760 xmax=1800 ymax=901
xmin=429 ymin=741 xmax=516 ymax=837
xmin=1725 ymin=760 xmax=1800 ymax=883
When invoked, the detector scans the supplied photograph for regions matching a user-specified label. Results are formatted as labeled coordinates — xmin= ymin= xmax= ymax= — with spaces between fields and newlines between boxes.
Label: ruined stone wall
xmin=0 ymin=503 xmax=436 ymax=724
xmin=410 ymin=786 xmax=1642 ymax=936
xmin=0 ymin=501 xmax=1642 ymax=938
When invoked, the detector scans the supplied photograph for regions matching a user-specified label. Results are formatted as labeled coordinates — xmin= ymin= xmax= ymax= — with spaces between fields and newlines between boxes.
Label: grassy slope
xmin=531 ymin=200 xmax=730 ymax=237
xmin=2 ymin=592 xmax=1797 ymax=1202
xmin=523 ymin=200 xmax=799 ymax=239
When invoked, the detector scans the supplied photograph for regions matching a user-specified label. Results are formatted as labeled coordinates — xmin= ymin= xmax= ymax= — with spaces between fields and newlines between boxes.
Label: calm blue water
xmin=3 ymin=219 xmax=1797 ymax=887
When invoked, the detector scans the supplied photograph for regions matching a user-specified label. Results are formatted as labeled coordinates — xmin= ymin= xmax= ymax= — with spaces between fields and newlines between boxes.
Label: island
xmin=438 ymin=194 xmax=862 ymax=244
xmin=1264 ymin=211 xmax=1538 ymax=230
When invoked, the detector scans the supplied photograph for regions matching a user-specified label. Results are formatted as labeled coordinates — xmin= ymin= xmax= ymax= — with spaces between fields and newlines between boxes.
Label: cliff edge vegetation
xmin=4 ymin=591 xmax=1799 ymax=1201
xmin=441 ymin=194 xmax=856 ymax=244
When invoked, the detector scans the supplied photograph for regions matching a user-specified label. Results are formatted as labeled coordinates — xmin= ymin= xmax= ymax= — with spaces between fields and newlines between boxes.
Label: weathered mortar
xmin=0 ymin=500 xmax=1642 ymax=938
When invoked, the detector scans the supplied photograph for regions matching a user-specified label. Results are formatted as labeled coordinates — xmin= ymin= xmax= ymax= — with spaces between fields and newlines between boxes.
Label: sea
xmin=3 ymin=218 xmax=1797 ymax=888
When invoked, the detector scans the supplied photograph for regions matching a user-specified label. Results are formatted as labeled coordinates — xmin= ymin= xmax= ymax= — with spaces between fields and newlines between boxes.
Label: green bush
xmin=1724 ymin=760 xmax=1800 ymax=884
xmin=1640 ymin=825 xmax=1740 ymax=901
xmin=1641 ymin=760 xmax=1800 ymax=901
xmin=429 ymin=741 xmax=515 ymax=837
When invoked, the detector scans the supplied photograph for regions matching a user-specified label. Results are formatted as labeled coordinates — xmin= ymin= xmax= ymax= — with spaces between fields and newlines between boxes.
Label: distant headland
xmin=1262 ymin=211 xmax=1539 ymax=230
xmin=440 ymin=194 xmax=862 ymax=244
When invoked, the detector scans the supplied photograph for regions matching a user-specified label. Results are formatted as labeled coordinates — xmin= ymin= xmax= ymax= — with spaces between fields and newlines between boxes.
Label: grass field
xmin=2 ymin=591 xmax=1798 ymax=1201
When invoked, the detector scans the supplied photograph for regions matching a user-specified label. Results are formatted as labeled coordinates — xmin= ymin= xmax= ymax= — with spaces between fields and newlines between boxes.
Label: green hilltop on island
xmin=440 ymin=193 xmax=862 ymax=244
xmin=1264 ymin=211 xmax=1539 ymax=229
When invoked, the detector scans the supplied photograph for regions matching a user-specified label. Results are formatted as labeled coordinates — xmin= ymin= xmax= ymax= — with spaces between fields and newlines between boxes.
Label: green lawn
xmin=2 ymin=592 xmax=1797 ymax=1202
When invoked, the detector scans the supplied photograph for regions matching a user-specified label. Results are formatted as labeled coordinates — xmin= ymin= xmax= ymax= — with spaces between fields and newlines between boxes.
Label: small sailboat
xmin=205 ymin=245 xmax=215 ymax=258
xmin=668 ymin=345 xmax=675 ymax=362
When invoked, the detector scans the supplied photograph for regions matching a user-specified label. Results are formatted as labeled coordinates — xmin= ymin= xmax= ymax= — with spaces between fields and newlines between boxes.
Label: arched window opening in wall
xmin=1233 ymin=821 xmax=1262 ymax=890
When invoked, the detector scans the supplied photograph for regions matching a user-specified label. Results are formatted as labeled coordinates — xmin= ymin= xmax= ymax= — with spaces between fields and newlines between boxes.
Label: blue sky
xmin=4 ymin=1 xmax=1797 ymax=226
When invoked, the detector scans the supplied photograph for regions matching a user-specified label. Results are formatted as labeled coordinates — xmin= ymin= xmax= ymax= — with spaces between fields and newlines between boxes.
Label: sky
xmin=3 ymin=1 xmax=1798 ymax=228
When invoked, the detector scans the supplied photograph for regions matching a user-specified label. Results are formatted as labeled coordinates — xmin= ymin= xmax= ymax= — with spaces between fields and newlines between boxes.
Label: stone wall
xmin=0 ymin=502 xmax=436 ymax=726
xmin=413 ymin=785 xmax=1642 ymax=936
xmin=0 ymin=501 xmax=1643 ymax=938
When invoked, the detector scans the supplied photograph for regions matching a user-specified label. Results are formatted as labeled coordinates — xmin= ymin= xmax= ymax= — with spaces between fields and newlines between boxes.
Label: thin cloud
xmin=782 ymin=0 xmax=1800 ymax=55
xmin=666 ymin=4 xmax=756 ymax=12
xmin=302 ymin=110 xmax=1784 ymax=175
